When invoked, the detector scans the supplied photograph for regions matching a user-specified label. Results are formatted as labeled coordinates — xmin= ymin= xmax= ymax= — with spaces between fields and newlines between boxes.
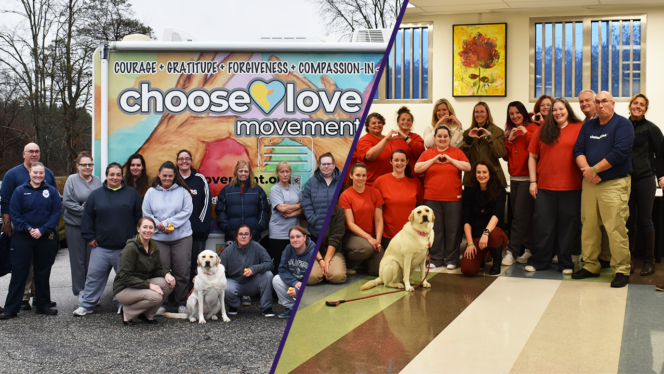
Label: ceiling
xmin=406 ymin=0 xmax=664 ymax=15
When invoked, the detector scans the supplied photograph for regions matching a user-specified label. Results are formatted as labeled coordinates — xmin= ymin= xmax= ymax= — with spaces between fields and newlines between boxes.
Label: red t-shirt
xmin=504 ymin=123 xmax=539 ymax=177
xmin=389 ymin=132 xmax=425 ymax=175
xmin=338 ymin=186 xmax=384 ymax=237
xmin=417 ymin=147 xmax=468 ymax=201
xmin=355 ymin=133 xmax=393 ymax=187
xmin=373 ymin=173 xmax=424 ymax=239
xmin=528 ymin=123 xmax=583 ymax=191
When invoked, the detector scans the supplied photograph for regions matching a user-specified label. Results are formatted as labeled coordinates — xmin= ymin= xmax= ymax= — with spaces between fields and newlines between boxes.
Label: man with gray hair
xmin=578 ymin=89 xmax=597 ymax=122
xmin=572 ymin=91 xmax=634 ymax=288
xmin=0 ymin=143 xmax=57 ymax=310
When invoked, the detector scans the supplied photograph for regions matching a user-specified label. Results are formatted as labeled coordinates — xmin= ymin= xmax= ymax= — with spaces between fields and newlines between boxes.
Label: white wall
xmin=371 ymin=6 xmax=664 ymax=140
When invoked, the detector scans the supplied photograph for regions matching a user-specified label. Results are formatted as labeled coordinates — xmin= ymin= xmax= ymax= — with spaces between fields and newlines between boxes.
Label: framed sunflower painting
xmin=453 ymin=23 xmax=507 ymax=97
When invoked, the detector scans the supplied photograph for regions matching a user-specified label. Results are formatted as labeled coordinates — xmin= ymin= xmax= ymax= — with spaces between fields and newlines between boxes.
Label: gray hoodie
xmin=142 ymin=183 xmax=193 ymax=241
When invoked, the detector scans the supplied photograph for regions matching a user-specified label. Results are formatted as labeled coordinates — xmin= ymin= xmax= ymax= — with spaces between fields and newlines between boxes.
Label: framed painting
xmin=453 ymin=23 xmax=507 ymax=97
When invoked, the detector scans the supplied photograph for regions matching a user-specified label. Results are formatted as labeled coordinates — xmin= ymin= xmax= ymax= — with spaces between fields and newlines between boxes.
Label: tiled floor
xmin=276 ymin=258 xmax=664 ymax=374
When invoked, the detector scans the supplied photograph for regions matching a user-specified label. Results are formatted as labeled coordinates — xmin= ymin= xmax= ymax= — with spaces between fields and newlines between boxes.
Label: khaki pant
xmin=342 ymin=233 xmax=383 ymax=276
xmin=115 ymin=277 xmax=173 ymax=321
xmin=580 ymin=176 xmax=631 ymax=274
xmin=308 ymin=252 xmax=347 ymax=285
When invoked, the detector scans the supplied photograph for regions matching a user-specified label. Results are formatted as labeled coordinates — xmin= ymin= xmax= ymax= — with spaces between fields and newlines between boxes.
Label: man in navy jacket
xmin=572 ymin=91 xmax=634 ymax=288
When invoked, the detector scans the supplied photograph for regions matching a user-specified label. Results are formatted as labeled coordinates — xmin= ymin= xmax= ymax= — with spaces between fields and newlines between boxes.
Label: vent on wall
xmin=352 ymin=29 xmax=389 ymax=43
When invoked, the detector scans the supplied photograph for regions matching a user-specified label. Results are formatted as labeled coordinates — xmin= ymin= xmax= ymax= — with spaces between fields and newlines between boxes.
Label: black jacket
xmin=182 ymin=168 xmax=212 ymax=240
xmin=631 ymin=117 xmax=664 ymax=180
xmin=81 ymin=181 xmax=143 ymax=250
xmin=462 ymin=187 xmax=507 ymax=238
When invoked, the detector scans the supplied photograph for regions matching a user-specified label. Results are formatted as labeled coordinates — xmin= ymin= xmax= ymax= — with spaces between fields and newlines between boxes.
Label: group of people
xmin=347 ymin=91 xmax=664 ymax=291
xmin=0 ymin=145 xmax=345 ymax=322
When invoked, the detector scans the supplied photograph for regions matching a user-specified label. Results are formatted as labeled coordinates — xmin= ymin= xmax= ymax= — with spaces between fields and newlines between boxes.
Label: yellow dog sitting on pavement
xmin=360 ymin=206 xmax=434 ymax=292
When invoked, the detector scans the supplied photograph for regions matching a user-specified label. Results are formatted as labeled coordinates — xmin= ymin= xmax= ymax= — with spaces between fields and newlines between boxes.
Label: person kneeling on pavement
xmin=272 ymin=226 xmax=315 ymax=319
xmin=218 ymin=224 xmax=275 ymax=317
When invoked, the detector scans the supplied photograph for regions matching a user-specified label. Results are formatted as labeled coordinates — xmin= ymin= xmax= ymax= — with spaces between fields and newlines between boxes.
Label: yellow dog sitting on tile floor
xmin=360 ymin=206 xmax=434 ymax=292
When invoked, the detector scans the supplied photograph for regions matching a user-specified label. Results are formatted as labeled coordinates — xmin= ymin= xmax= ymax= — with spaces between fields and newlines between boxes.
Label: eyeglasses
xmin=321 ymin=163 xmax=334 ymax=167
xmin=25 ymin=150 xmax=40 ymax=154
xmin=237 ymin=233 xmax=251 ymax=237
xmin=177 ymin=158 xmax=191 ymax=162
xmin=594 ymin=99 xmax=613 ymax=105
xmin=78 ymin=163 xmax=94 ymax=167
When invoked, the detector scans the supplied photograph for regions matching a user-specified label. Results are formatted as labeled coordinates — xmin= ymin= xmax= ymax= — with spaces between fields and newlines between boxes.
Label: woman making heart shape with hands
xmin=424 ymin=98 xmax=464 ymax=149
xmin=461 ymin=102 xmax=507 ymax=187
xmin=415 ymin=125 xmax=470 ymax=270
xmin=501 ymin=101 xmax=540 ymax=266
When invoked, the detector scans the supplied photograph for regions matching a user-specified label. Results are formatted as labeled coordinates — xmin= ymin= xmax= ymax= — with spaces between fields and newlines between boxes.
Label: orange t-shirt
xmin=355 ymin=133 xmax=393 ymax=187
xmin=373 ymin=173 xmax=424 ymax=239
xmin=528 ymin=123 xmax=583 ymax=191
xmin=417 ymin=147 xmax=468 ymax=201
xmin=338 ymin=186 xmax=384 ymax=237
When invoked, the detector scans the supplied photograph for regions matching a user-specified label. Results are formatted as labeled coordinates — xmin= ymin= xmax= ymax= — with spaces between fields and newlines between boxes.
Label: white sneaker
xmin=447 ymin=264 xmax=456 ymax=270
xmin=155 ymin=306 xmax=166 ymax=316
xmin=562 ymin=269 xmax=573 ymax=275
xmin=428 ymin=263 xmax=437 ymax=269
xmin=178 ymin=305 xmax=187 ymax=314
xmin=117 ymin=306 xmax=122 ymax=315
xmin=516 ymin=249 xmax=531 ymax=263
xmin=72 ymin=307 xmax=93 ymax=316
xmin=502 ymin=253 xmax=515 ymax=266
xmin=524 ymin=265 xmax=536 ymax=272
xmin=552 ymin=255 xmax=559 ymax=264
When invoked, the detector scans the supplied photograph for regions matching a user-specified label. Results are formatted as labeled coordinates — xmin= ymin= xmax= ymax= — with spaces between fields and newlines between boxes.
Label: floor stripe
xmin=401 ymin=277 xmax=562 ymax=374
xmin=291 ymin=274 xmax=496 ymax=374
xmin=275 ymin=272 xmax=437 ymax=374
xmin=618 ymin=284 xmax=664 ymax=374
xmin=510 ymin=281 xmax=627 ymax=374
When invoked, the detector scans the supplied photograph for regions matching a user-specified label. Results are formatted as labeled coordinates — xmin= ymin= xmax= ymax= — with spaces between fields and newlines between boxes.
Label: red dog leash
xmin=325 ymin=254 xmax=432 ymax=307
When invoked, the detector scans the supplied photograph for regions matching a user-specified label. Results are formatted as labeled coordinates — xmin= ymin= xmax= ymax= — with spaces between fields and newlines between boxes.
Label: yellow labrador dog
xmin=163 ymin=250 xmax=230 ymax=324
xmin=360 ymin=206 xmax=434 ymax=292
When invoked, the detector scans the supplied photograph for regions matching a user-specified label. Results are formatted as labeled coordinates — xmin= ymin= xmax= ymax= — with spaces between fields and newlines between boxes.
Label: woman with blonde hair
xmin=215 ymin=160 xmax=270 ymax=241
xmin=424 ymin=98 xmax=464 ymax=149
xmin=268 ymin=161 xmax=302 ymax=269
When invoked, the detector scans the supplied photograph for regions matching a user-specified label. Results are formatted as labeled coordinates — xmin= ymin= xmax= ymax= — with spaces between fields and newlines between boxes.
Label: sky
xmin=130 ymin=0 xmax=333 ymax=42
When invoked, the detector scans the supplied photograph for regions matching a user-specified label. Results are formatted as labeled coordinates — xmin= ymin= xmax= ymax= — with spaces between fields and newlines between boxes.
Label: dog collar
xmin=414 ymin=229 xmax=428 ymax=237
xmin=202 ymin=268 xmax=217 ymax=276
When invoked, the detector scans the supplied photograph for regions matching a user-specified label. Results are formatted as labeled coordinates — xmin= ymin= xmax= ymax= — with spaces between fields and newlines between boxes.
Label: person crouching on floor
xmin=273 ymin=226 xmax=315 ymax=319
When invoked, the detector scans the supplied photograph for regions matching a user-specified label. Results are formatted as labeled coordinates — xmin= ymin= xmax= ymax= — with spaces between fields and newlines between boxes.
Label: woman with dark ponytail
xmin=390 ymin=106 xmax=425 ymax=173
xmin=373 ymin=149 xmax=423 ymax=250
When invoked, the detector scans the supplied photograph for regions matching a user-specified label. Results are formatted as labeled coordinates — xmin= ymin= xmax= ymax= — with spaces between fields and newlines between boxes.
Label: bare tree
xmin=309 ymin=0 xmax=403 ymax=41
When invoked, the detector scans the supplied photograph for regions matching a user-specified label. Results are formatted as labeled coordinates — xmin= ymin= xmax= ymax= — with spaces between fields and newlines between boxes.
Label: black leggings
xmin=627 ymin=175 xmax=656 ymax=232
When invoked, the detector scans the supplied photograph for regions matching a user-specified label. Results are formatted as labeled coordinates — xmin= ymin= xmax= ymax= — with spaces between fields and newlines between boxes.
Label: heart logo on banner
xmin=249 ymin=79 xmax=286 ymax=115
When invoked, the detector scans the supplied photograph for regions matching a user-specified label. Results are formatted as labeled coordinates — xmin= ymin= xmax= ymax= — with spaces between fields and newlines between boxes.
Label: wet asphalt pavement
xmin=0 ymin=248 xmax=287 ymax=373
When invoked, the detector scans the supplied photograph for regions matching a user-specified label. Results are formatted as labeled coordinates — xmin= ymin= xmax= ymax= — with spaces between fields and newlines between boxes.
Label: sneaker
xmin=346 ymin=269 xmax=357 ymax=275
xmin=228 ymin=306 xmax=238 ymax=315
xmin=155 ymin=306 xmax=166 ymax=316
xmin=262 ymin=307 xmax=275 ymax=317
xmin=502 ymin=253 xmax=515 ymax=266
xmin=572 ymin=268 xmax=600 ymax=279
xmin=278 ymin=308 xmax=292 ymax=319
xmin=178 ymin=305 xmax=187 ymax=314
xmin=241 ymin=296 xmax=252 ymax=306
xmin=73 ymin=307 xmax=93 ymax=317
xmin=20 ymin=301 xmax=31 ymax=311
xmin=446 ymin=264 xmax=456 ymax=270
xmin=552 ymin=255 xmax=559 ymax=264
xmin=562 ymin=269 xmax=573 ymax=275
xmin=656 ymin=283 xmax=664 ymax=292
xmin=516 ymin=250 xmax=532 ymax=264
xmin=428 ymin=263 xmax=437 ymax=269
xmin=610 ymin=273 xmax=629 ymax=288
xmin=117 ymin=306 xmax=122 ymax=315
xmin=524 ymin=265 xmax=536 ymax=272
